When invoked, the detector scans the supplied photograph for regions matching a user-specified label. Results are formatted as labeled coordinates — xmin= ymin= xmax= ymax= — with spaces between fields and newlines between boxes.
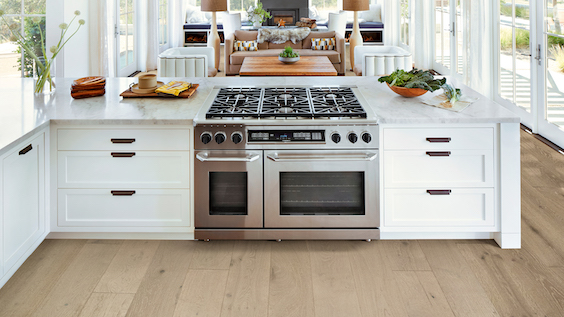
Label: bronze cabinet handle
xmin=111 ymin=138 xmax=136 ymax=144
xmin=426 ymin=137 xmax=451 ymax=143
xmin=111 ymin=152 xmax=136 ymax=157
xmin=111 ymin=190 xmax=136 ymax=196
xmin=427 ymin=190 xmax=452 ymax=195
xmin=426 ymin=151 xmax=451 ymax=157
xmin=19 ymin=144 xmax=33 ymax=155
xmin=427 ymin=189 xmax=452 ymax=195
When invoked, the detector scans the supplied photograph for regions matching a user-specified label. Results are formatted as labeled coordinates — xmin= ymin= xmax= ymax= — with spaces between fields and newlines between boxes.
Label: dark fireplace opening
xmin=267 ymin=8 xmax=300 ymax=26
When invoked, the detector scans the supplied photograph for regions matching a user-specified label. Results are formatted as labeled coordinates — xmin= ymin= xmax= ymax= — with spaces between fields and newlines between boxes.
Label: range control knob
xmin=331 ymin=133 xmax=341 ymax=143
xmin=201 ymin=132 xmax=212 ymax=144
xmin=361 ymin=132 xmax=372 ymax=143
xmin=214 ymin=132 xmax=226 ymax=144
xmin=231 ymin=132 xmax=243 ymax=144
xmin=348 ymin=132 xmax=358 ymax=144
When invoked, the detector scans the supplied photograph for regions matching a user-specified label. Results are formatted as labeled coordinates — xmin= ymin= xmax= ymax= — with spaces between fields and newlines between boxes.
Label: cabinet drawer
xmin=384 ymin=128 xmax=494 ymax=150
xmin=384 ymin=150 xmax=494 ymax=188
xmin=58 ymin=189 xmax=190 ymax=227
xmin=58 ymin=129 xmax=190 ymax=151
xmin=58 ymin=151 xmax=190 ymax=188
xmin=384 ymin=188 xmax=495 ymax=227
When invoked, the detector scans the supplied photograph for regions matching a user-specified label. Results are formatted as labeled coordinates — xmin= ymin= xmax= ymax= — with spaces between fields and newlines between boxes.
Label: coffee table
xmin=239 ymin=56 xmax=338 ymax=76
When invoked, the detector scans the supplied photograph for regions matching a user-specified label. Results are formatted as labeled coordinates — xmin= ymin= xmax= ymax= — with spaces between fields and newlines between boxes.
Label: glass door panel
xmin=545 ymin=1 xmax=564 ymax=132
xmin=498 ymin=0 xmax=532 ymax=113
xmin=456 ymin=1 xmax=464 ymax=75
xmin=279 ymin=172 xmax=365 ymax=216
xmin=435 ymin=0 xmax=451 ymax=70
xmin=117 ymin=0 xmax=136 ymax=76
xmin=209 ymin=172 xmax=247 ymax=215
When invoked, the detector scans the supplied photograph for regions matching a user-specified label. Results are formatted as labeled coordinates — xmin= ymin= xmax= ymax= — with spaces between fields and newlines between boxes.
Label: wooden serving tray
xmin=120 ymin=84 xmax=199 ymax=98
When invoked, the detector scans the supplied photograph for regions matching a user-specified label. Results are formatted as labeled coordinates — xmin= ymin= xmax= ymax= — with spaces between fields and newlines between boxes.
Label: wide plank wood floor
xmin=1 ymin=129 xmax=564 ymax=316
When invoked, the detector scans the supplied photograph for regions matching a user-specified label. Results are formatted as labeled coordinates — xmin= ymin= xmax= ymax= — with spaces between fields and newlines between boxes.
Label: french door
xmin=434 ymin=0 xmax=466 ymax=79
xmin=116 ymin=0 xmax=137 ymax=77
xmin=495 ymin=0 xmax=564 ymax=148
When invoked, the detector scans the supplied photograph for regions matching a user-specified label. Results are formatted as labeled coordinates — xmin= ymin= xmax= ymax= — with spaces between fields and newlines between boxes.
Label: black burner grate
xmin=260 ymin=87 xmax=312 ymax=118
xmin=205 ymin=87 xmax=261 ymax=118
xmin=309 ymin=87 xmax=367 ymax=118
xmin=205 ymin=87 xmax=367 ymax=119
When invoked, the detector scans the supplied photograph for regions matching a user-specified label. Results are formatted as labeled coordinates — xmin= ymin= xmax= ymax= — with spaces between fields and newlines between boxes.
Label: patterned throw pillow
xmin=311 ymin=38 xmax=336 ymax=50
xmin=234 ymin=40 xmax=258 ymax=51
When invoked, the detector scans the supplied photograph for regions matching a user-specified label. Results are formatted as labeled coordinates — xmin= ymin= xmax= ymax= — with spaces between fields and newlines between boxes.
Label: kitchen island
xmin=0 ymin=77 xmax=520 ymax=288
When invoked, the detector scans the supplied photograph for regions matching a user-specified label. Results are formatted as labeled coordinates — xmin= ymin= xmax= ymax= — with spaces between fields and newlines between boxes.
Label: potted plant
xmin=247 ymin=1 xmax=271 ymax=28
xmin=279 ymin=46 xmax=300 ymax=63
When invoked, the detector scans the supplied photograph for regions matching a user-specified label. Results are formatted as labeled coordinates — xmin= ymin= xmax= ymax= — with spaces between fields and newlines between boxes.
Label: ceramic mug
xmin=138 ymin=74 xmax=157 ymax=89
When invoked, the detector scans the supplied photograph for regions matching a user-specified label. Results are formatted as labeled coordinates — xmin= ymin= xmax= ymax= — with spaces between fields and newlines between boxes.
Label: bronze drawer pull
xmin=426 ymin=137 xmax=451 ymax=143
xmin=111 ymin=190 xmax=136 ymax=196
xmin=427 ymin=190 xmax=451 ymax=195
xmin=111 ymin=138 xmax=136 ymax=144
xmin=111 ymin=152 xmax=136 ymax=157
xmin=426 ymin=151 xmax=451 ymax=157
xmin=18 ymin=144 xmax=33 ymax=155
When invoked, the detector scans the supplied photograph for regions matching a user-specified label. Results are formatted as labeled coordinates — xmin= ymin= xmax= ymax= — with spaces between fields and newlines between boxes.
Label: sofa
xmin=224 ymin=30 xmax=346 ymax=76
xmin=353 ymin=46 xmax=412 ymax=76
xmin=158 ymin=47 xmax=217 ymax=78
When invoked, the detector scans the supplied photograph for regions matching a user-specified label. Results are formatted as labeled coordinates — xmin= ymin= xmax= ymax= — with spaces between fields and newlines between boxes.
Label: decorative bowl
xmin=279 ymin=56 xmax=300 ymax=64
xmin=386 ymin=83 xmax=428 ymax=98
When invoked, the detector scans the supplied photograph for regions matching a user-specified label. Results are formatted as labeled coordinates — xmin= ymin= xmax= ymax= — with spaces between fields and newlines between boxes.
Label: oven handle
xmin=267 ymin=152 xmax=378 ymax=162
xmin=196 ymin=153 xmax=260 ymax=162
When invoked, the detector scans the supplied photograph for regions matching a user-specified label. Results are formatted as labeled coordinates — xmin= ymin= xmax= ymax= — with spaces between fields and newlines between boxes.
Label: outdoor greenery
xmin=500 ymin=27 xmax=530 ymax=50
xmin=16 ymin=17 xmax=45 ymax=77
xmin=500 ymin=2 xmax=530 ymax=20
xmin=549 ymin=44 xmax=564 ymax=72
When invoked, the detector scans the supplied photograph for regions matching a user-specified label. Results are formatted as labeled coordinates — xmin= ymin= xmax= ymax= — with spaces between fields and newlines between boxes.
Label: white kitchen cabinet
xmin=381 ymin=125 xmax=497 ymax=230
xmin=58 ymin=189 xmax=190 ymax=227
xmin=1 ymin=132 xmax=46 ymax=287
xmin=51 ymin=125 xmax=193 ymax=235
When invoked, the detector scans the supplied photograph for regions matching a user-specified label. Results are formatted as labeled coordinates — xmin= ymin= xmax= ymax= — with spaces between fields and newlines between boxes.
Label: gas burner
xmin=261 ymin=87 xmax=312 ymax=118
xmin=206 ymin=88 xmax=261 ymax=118
xmin=309 ymin=87 xmax=367 ymax=118
xmin=278 ymin=107 xmax=294 ymax=114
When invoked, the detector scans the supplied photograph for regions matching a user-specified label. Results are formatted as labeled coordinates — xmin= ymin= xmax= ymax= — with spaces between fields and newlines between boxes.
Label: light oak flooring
xmin=1 ymin=129 xmax=564 ymax=317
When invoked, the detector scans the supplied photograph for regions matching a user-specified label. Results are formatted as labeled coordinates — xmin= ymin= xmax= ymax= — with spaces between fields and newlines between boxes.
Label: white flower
xmin=78 ymin=19 xmax=85 ymax=25
xmin=9 ymin=35 xmax=17 ymax=42
xmin=32 ymin=17 xmax=42 ymax=23
xmin=74 ymin=10 xmax=80 ymax=16
xmin=59 ymin=23 xmax=68 ymax=30
xmin=49 ymin=46 xmax=57 ymax=54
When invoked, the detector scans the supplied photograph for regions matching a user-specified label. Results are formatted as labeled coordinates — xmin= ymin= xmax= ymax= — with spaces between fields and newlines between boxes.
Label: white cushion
xmin=360 ymin=4 xmax=382 ymax=23
xmin=186 ymin=5 xmax=208 ymax=23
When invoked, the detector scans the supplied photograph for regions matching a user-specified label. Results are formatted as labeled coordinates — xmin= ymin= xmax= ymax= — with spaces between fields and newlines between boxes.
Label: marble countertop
xmin=0 ymin=76 xmax=519 ymax=155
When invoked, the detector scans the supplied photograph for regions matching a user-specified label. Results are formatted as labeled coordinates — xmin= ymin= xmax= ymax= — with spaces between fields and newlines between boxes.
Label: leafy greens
xmin=378 ymin=69 xmax=446 ymax=92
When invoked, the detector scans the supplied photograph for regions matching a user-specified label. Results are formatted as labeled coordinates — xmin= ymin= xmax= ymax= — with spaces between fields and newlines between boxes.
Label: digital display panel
xmin=248 ymin=130 xmax=325 ymax=142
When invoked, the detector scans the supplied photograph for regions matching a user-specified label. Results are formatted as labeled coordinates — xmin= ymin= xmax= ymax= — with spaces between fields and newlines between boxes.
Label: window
xmin=228 ymin=0 xmax=256 ymax=13
xmin=400 ymin=0 xmax=410 ymax=47
xmin=309 ymin=0 xmax=339 ymax=22
xmin=0 ymin=0 xmax=46 ymax=78
xmin=158 ymin=0 xmax=168 ymax=47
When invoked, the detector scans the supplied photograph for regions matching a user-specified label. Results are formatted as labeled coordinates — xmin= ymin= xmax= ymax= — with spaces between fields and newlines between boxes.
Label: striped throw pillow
xmin=311 ymin=38 xmax=336 ymax=50
xmin=234 ymin=40 xmax=258 ymax=51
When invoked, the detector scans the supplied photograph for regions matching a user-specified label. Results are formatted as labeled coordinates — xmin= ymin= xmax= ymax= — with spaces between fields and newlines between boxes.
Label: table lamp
xmin=343 ymin=0 xmax=369 ymax=71
xmin=201 ymin=0 xmax=227 ymax=72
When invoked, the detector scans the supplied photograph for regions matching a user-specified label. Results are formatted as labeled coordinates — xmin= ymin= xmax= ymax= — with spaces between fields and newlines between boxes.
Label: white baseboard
xmin=380 ymin=232 xmax=495 ymax=240
xmin=46 ymin=232 xmax=195 ymax=240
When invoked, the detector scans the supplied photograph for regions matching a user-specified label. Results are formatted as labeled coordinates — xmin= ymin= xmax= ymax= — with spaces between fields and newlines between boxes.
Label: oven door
xmin=194 ymin=150 xmax=263 ymax=228
xmin=264 ymin=150 xmax=379 ymax=228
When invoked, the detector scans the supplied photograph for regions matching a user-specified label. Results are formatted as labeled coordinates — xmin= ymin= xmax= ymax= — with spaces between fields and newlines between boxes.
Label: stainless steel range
xmin=193 ymin=86 xmax=379 ymax=240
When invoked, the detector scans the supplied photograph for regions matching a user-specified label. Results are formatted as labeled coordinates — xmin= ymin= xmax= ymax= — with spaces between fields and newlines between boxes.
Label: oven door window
xmin=280 ymin=172 xmax=365 ymax=215
xmin=209 ymin=172 xmax=247 ymax=215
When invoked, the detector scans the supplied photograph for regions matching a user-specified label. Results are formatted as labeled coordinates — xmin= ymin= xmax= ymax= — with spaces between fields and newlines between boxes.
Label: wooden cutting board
xmin=120 ymin=84 xmax=199 ymax=98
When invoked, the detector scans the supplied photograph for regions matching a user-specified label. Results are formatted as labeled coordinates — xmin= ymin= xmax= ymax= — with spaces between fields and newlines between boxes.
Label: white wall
xmin=46 ymin=0 xmax=90 ymax=78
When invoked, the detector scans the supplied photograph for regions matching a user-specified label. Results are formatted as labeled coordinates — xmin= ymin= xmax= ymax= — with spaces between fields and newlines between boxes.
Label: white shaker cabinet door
xmin=2 ymin=134 xmax=45 ymax=274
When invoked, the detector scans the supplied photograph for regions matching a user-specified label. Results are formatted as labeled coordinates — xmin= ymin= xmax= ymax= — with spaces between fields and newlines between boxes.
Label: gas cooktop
xmin=205 ymin=87 xmax=367 ymax=119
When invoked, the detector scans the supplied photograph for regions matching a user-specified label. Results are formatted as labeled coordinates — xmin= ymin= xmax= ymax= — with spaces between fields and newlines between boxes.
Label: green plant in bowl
xmin=279 ymin=46 xmax=300 ymax=63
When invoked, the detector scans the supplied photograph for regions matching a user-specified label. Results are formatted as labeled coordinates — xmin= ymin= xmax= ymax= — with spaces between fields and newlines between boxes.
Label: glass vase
xmin=34 ymin=57 xmax=56 ymax=95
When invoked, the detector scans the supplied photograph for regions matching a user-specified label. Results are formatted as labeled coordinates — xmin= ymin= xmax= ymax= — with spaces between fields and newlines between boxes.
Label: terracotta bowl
xmin=386 ymin=83 xmax=428 ymax=98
